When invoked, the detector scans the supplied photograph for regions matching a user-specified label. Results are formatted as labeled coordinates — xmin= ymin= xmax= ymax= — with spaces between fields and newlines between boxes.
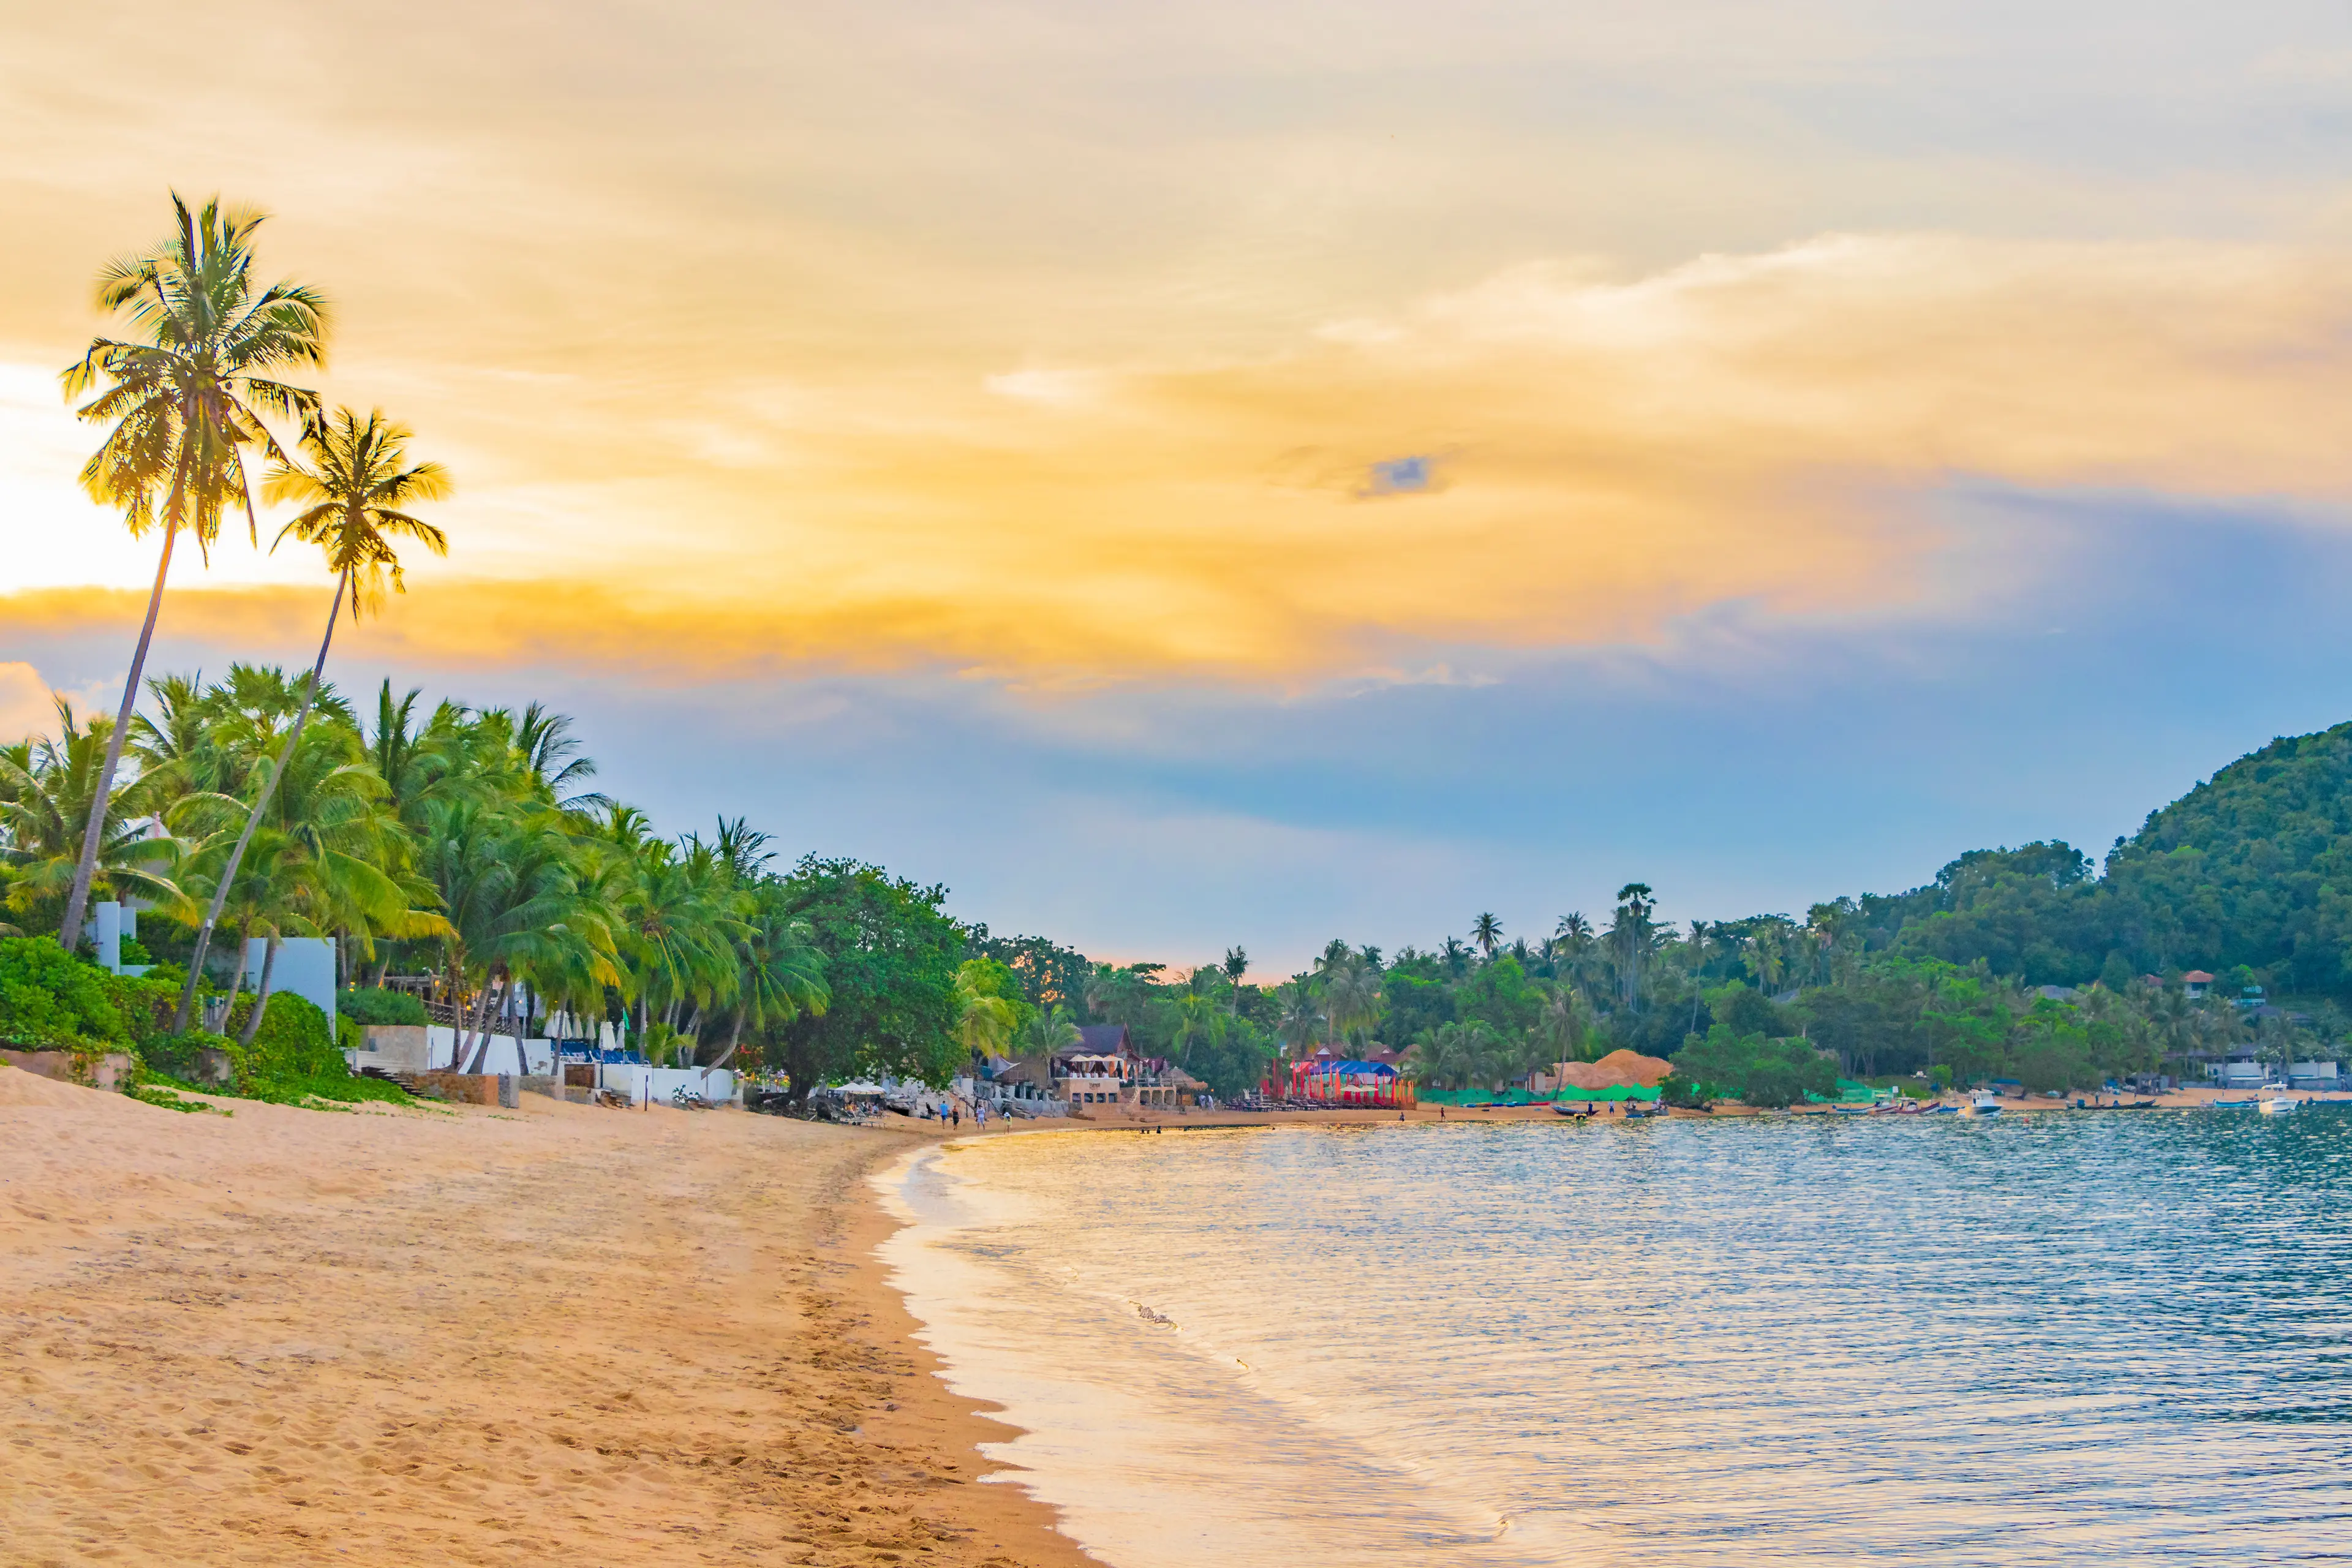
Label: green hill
xmin=1854 ymin=721 xmax=2352 ymax=995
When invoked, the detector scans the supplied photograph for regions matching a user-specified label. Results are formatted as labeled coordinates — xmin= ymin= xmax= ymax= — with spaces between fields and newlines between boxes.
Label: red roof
xmin=2183 ymin=970 xmax=2215 ymax=982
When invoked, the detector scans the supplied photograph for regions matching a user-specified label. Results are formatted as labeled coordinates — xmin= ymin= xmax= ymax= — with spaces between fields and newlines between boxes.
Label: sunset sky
xmin=8 ymin=1 xmax=2352 ymax=970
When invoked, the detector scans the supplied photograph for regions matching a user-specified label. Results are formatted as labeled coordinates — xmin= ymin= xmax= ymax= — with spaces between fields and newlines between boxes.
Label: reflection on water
xmin=876 ymin=1110 xmax=2352 ymax=1566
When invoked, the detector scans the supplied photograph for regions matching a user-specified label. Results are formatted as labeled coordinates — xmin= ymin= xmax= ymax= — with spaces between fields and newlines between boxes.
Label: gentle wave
xmin=878 ymin=1111 xmax=2352 ymax=1566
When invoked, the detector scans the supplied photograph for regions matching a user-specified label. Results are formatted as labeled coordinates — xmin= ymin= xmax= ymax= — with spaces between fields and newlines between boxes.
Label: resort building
xmin=2182 ymin=970 xmax=2214 ymax=999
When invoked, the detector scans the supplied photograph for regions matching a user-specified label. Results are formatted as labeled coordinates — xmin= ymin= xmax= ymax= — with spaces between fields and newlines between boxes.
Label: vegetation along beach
xmin=12 ymin=5 xmax=2352 ymax=1563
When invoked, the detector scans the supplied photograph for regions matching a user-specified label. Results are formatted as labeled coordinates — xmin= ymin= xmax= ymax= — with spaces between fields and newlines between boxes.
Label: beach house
xmin=1059 ymin=1023 xmax=1135 ymax=1106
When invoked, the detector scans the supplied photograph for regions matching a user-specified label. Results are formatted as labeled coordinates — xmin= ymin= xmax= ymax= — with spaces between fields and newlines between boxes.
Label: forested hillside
xmin=1871 ymin=722 xmax=2352 ymax=993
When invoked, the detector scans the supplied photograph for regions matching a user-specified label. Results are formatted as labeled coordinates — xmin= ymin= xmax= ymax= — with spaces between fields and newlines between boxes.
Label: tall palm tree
xmin=1018 ymin=1005 xmax=1084 ymax=1096
xmin=1221 ymin=944 xmax=1249 ymax=1014
xmin=1439 ymin=935 xmax=1471 ymax=978
xmin=1275 ymin=979 xmax=1324 ymax=1057
xmin=1471 ymin=913 xmax=1504 ymax=959
xmin=1533 ymin=981 xmax=1586 ymax=1069
xmin=1609 ymin=884 xmax=1655 ymax=1009
xmin=0 ymin=699 xmax=184 ymax=929
xmin=705 ymin=890 xmax=826 ymax=1082
xmin=55 ymin=194 xmax=329 ymax=952
xmin=173 ymin=409 xmax=449 ymax=1032
xmin=1322 ymin=956 xmax=1383 ymax=1051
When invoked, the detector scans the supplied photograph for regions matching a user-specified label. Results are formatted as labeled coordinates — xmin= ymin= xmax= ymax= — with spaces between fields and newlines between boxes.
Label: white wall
xmin=425 ymin=1026 xmax=556 ymax=1076
xmin=600 ymin=1063 xmax=739 ymax=1105
xmin=241 ymin=937 xmax=337 ymax=1027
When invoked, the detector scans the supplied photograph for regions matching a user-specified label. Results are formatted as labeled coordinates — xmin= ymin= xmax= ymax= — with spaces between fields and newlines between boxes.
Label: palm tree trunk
xmin=371 ymin=951 xmax=392 ymax=987
xmin=701 ymin=1007 xmax=744 ymax=1087
xmin=237 ymin=932 xmax=282 ymax=1051
xmin=59 ymin=521 xmax=179 ymax=955
xmin=461 ymin=971 xmax=500 ymax=1074
xmin=217 ymin=919 xmax=251 ymax=1031
xmin=175 ymin=568 xmax=349 ymax=1032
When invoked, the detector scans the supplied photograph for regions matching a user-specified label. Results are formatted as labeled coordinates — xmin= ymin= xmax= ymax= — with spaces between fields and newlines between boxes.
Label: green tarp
xmin=1419 ymin=1084 xmax=1662 ymax=1106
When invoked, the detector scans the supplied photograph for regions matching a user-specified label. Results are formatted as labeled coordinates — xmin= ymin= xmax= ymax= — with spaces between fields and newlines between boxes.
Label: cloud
xmin=0 ymin=662 xmax=58 ymax=744
xmin=14 ymin=231 xmax=2352 ymax=689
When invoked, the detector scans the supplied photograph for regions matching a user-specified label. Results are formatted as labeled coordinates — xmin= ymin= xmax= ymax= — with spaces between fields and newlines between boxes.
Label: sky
xmin=7 ymin=1 xmax=2352 ymax=971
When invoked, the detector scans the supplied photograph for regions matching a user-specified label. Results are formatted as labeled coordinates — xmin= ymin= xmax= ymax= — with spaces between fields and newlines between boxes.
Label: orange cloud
xmin=13 ymin=236 xmax=2352 ymax=686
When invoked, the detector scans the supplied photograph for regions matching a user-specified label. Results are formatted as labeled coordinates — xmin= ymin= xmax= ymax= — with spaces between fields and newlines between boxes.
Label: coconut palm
xmin=172 ymin=410 xmax=449 ymax=1031
xmin=704 ymin=886 xmax=827 ymax=1082
xmin=1322 ymin=954 xmax=1384 ymax=1050
xmin=1017 ymin=1005 xmax=1083 ymax=1095
xmin=55 ymin=195 xmax=329 ymax=952
xmin=952 ymin=959 xmax=1022 ymax=1059
xmin=1471 ymin=912 xmax=1503 ymax=959
xmin=1275 ymin=979 xmax=1324 ymax=1057
xmin=1221 ymin=944 xmax=1250 ymax=1014
xmin=1533 ymin=981 xmax=1586 ymax=1067
xmin=0 ymin=699 xmax=184 ymax=929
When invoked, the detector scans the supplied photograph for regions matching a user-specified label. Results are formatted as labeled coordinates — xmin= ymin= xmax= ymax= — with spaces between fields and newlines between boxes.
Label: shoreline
xmin=0 ymin=1066 xmax=1093 ymax=1568
xmin=829 ymin=1136 xmax=1098 ymax=1568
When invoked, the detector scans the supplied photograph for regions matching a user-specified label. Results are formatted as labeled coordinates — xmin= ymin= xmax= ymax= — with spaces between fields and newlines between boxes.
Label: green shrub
xmin=137 ymin=1027 xmax=233 ymax=1084
xmin=222 ymin=990 xmax=344 ymax=1082
xmin=339 ymin=986 xmax=429 ymax=1027
xmin=0 ymin=937 xmax=129 ymax=1047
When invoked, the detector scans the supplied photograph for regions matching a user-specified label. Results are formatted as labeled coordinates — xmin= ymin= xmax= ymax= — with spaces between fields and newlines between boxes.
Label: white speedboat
xmin=1969 ymin=1092 xmax=2002 ymax=1115
xmin=2259 ymin=1096 xmax=2298 ymax=1116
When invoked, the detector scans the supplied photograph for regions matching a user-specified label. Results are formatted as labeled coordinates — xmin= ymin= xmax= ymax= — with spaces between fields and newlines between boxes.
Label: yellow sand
xmin=0 ymin=1066 xmax=1087 ymax=1567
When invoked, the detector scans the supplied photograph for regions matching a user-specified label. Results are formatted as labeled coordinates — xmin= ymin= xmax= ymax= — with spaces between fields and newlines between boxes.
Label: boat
xmin=1969 ymin=1093 xmax=2002 ymax=1115
xmin=1551 ymin=1102 xmax=1591 ymax=1119
xmin=1926 ymin=1104 xmax=1960 ymax=1114
xmin=2210 ymin=1099 xmax=2255 ymax=1109
xmin=2259 ymin=1097 xmax=2298 ymax=1115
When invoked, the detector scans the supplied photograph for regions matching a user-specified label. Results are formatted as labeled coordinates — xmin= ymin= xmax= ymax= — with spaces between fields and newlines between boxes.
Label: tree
xmin=771 ymin=858 xmax=962 ymax=1098
xmin=1532 ymin=981 xmax=1586 ymax=1066
xmin=1321 ymin=953 xmax=1383 ymax=1049
xmin=0 ymin=700 xmax=184 ymax=932
xmin=173 ymin=409 xmax=449 ymax=1031
xmin=708 ymin=881 xmax=827 ymax=1080
xmin=1608 ymin=884 xmax=1655 ymax=1009
xmin=1221 ymin=944 xmax=1249 ymax=1013
xmin=1274 ymin=979 xmax=1322 ymax=1056
xmin=1017 ymin=1005 xmax=1082 ymax=1095
xmin=1471 ymin=912 xmax=1503 ymax=959
xmin=55 ymin=194 xmax=328 ymax=953
xmin=953 ymin=957 xmax=1024 ymax=1060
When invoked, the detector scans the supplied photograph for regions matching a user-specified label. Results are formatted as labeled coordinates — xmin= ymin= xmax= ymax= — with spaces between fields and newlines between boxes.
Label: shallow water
xmin=877 ymin=1109 xmax=2352 ymax=1566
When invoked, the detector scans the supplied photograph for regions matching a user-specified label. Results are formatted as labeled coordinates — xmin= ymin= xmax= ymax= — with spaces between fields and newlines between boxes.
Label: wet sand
xmin=0 ymin=1066 xmax=1092 ymax=1568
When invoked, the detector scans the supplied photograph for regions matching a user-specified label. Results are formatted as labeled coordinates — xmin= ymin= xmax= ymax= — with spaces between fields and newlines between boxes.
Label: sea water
xmin=876 ymin=1110 xmax=2352 ymax=1566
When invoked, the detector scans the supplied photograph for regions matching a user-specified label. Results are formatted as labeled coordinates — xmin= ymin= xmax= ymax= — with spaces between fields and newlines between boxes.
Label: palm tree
xmin=1609 ymin=884 xmax=1655 ymax=1009
xmin=513 ymin=703 xmax=610 ymax=813
xmin=703 ymin=891 xmax=826 ymax=1082
xmin=1274 ymin=979 xmax=1323 ymax=1057
xmin=1017 ymin=1005 xmax=1083 ymax=1097
xmin=1533 ymin=981 xmax=1586 ymax=1068
xmin=953 ymin=959 xmax=1022 ymax=1060
xmin=55 ymin=194 xmax=329 ymax=952
xmin=1321 ymin=955 xmax=1384 ymax=1051
xmin=173 ymin=409 xmax=449 ymax=1031
xmin=1221 ymin=944 xmax=1249 ymax=1014
xmin=1471 ymin=912 xmax=1503 ymax=959
xmin=0 ymin=699 xmax=184 ymax=930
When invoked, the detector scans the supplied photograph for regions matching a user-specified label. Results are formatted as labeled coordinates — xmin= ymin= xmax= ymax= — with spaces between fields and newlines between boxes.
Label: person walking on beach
xmin=951 ymin=1104 xmax=961 ymax=1129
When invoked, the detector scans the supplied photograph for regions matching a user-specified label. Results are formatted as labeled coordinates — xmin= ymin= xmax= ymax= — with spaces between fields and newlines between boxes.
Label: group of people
xmin=918 ymin=1097 xmax=989 ymax=1129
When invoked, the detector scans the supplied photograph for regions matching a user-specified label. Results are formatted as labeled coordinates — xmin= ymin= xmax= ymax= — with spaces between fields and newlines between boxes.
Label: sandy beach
xmin=0 ymin=1066 xmax=1091 ymax=1568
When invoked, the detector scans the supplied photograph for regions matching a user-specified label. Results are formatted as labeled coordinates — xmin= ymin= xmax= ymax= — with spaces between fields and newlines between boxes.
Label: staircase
xmin=358 ymin=1065 xmax=431 ymax=1098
